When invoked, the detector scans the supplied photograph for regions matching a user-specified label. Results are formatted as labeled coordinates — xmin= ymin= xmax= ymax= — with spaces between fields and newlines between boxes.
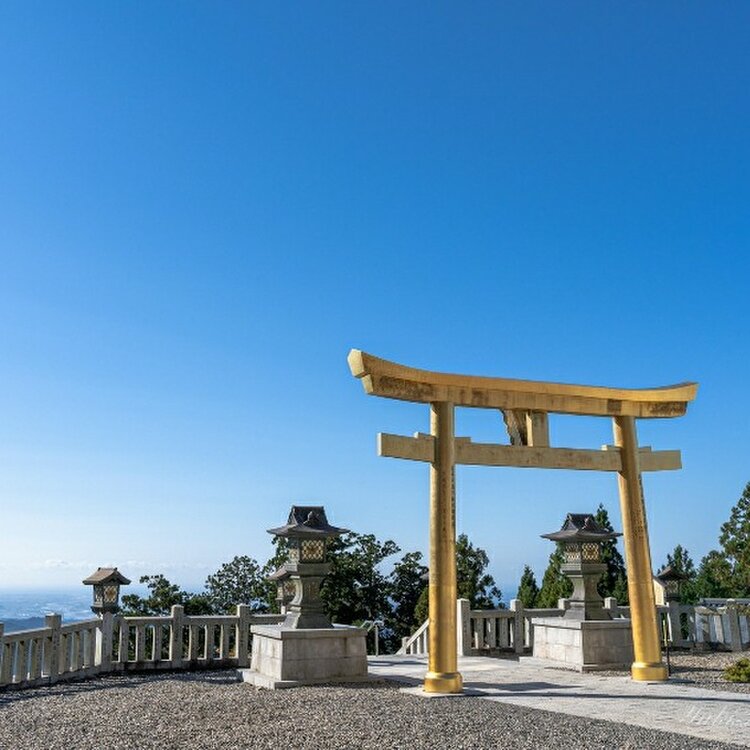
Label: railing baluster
xmin=219 ymin=624 xmax=230 ymax=659
xmin=188 ymin=624 xmax=198 ymax=661
xmin=205 ymin=624 xmax=213 ymax=661
xmin=0 ymin=643 xmax=11 ymax=685
xmin=29 ymin=637 xmax=42 ymax=679
xmin=152 ymin=624 xmax=162 ymax=662
xmin=15 ymin=640 xmax=27 ymax=683
xmin=135 ymin=625 xmax=146 ymax=662
xmin=118 ymin=621 xmax=129 ymax=663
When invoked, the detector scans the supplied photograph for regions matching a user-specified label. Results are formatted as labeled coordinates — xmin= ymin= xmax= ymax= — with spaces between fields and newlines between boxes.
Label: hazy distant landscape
xmin=0 ymin=587 xmax=144 ymax=633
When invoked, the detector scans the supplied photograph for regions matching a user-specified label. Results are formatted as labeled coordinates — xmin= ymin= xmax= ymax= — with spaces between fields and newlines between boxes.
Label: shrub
xmin=723 ymin=658 xmax=750 ymax=683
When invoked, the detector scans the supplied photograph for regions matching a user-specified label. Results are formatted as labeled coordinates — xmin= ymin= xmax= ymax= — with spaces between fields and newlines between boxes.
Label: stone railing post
xmin=170 ymin=605 xmax=185 ymax=667
xmin=725 ymin=600 xmax=743 ymax=652
xmin=558 ymin=597 xmax=571 ymax=612
xmin=455 ymin=599 xmax=471 ymax=656
xmin=666 ymin=601 xmax=682 ymax=646
xmin=96 ymin=612 xmax=113 ymax=673
xmin=44 ymin=614 xmax=61 ymax=682
xmin=603 ymin=597 xmax=619 ymax=618
xmin=236 ymin=604 xmax=251 ymax=667
xmin=510 ymin=599 xmax=525 ymax=654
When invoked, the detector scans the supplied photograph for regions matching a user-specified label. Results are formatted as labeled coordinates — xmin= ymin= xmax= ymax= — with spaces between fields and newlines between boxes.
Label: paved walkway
xmin=368 ymin=655 xmax=750 ymax=747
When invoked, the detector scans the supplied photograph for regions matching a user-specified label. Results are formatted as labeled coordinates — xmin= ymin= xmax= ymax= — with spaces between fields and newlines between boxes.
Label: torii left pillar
xmin=425 ymin=401 xmax=462 ymax=693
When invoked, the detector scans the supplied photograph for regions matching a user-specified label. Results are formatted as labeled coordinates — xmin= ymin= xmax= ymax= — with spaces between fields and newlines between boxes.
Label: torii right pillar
xmin=614 ymin=416 xmax=666 ymax=681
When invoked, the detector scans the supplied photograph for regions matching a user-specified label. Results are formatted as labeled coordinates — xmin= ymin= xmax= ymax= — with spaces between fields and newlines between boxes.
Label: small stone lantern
xmin=655 ymin=564 xmax=688 ymax=603
xmin=268 ymin=566 xmax=296 ymax=614
xmin=541 ymin=513 xmax=621 ymax=621
xmin=267 ymin=506 xmax=346 ymax=629
xmin=82 ymin=567 xmax=131 ymax=614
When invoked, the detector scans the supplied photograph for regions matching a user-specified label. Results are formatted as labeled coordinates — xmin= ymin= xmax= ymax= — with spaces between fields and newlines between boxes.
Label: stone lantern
xmin=268 ymin=566 xmax=296 ymax=614
xmin=267 ymin=506 xmax=346 ymax=629
xmin=242 ymin=505 xmax=368 ymax=689
xmin=655 ymin=564 xmax=688 ymax=604
xmin=526 ymin=512 xmax=633 ymax=672
xmin=541 ymin=513 xmax=621 ymax=621
xmin=83 ymin=567 xmax=131 ymax=614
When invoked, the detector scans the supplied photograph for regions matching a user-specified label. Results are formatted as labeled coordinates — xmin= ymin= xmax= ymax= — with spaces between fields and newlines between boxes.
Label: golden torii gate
xmin=348 ymin=349 xmax=698 ymax=693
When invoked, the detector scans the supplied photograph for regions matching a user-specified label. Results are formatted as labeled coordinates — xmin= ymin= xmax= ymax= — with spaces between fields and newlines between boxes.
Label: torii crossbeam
xmin=348 ymin=349 xmax=698 ymax=693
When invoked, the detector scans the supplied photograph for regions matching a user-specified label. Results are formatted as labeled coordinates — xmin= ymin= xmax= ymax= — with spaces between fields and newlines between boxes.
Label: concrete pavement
xmin=368 ymin=655 xmax=750 ymax=747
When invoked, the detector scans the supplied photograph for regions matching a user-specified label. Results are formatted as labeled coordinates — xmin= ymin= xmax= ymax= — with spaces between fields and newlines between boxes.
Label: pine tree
xmin=536 ymin=545 xmax=573 ymax=608
xmin=516 ymin=565 xmax=539 ymax=608
xmin=593 ymin=504 xmax=629 ymax=605
xmin=694 ymin=549 xmax=735 ymax=599
xmin=718 ymin=481 xmax=750 ymax=596
xmin=387 ymin=551 xmax=428 ymax=644
xmin=455 ymin=533 xmax=503 ymax=609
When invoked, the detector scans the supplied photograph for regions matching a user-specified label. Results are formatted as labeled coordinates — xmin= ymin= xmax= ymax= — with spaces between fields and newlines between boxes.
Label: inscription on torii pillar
xmin=348 ymin=349 xmax=698 ymax=693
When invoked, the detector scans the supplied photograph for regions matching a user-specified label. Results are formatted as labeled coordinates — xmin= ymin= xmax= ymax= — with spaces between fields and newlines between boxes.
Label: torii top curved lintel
xmin=348 ymin=349 xmax=698 ymax=418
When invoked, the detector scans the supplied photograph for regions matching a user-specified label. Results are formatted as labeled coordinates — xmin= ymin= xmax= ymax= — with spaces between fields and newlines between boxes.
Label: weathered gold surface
xmin=426 ymin=402 xmax=462 ymax=694
xmin=378 ymin=433 xmax=682 ymax=472
xmin=614 ymin=416 xmax=667 ymax=681
xmin=349 ymin=349 xmax=698 ymax=418
xmin=349 ymin=349 xmax=696 ymax=688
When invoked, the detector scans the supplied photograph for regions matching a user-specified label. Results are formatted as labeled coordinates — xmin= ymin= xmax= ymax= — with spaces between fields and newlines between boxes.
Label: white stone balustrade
xmin=0 ymin=605 xmax=284 ymax=691
xmin=398 ymin=598 xmax=750 ymax=657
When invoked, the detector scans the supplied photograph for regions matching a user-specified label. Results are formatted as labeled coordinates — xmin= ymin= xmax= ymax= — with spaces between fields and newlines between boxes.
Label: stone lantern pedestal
xmin=240 ymin=506 xmax=369 ymax=689
xmin=244 ymin=624 xmax=368 ymax=689
xmin=528 ymin=616 xmax=633 ymax=672
xmin=525 ymin=513 xmax=634 ymax=672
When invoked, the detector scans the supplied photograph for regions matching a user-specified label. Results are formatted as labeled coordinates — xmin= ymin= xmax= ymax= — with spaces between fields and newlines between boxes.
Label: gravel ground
xmin=599 ymin=649 xmax=750 ymax=694
xmin=0 ymin=670 xmax=745 ymax=750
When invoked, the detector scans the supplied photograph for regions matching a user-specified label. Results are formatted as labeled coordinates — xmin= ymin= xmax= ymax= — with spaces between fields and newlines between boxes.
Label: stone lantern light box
xmin=267 ymin=505 xmax=347 ymax=629
xmin=655 ymin=564 xmax=688 ymax=604
xmin=541 ymin=513 xmax=621 ymax=621
xmin=82 ymin=567 xmax=131 ymax=614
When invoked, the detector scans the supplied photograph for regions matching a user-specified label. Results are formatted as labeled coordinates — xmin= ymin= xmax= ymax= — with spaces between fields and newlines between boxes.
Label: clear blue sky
xmin=1 ymin=3 xmax=747 ymax=595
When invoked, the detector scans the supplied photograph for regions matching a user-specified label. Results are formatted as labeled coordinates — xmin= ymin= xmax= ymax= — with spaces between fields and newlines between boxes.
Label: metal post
xmin=424 ymin=401 xmax=462 ymax=693
xmin=613 ymin=416 xmax=667 ymax=681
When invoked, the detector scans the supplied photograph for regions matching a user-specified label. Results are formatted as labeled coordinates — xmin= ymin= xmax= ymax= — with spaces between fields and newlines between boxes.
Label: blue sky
xmin=0 ymin=3 xmax=748 ymax=596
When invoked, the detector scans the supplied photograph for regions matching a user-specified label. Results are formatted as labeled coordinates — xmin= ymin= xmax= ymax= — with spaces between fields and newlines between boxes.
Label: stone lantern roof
xmin=541 ymin=513 xmax=621 ymax=543
xmin=655 ymin=563 xmax=688 ymax=582
xmin=82 ymin=567 xmax=131 ymax=585
xmin=267 ymin=506 xmax=348 ymax=539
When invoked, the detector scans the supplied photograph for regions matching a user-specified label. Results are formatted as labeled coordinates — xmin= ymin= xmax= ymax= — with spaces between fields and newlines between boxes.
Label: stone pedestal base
xmin=239 ymin=624 xmax=369 ymax=689
xmin=524 ymin=617 xmax=634 ymax=672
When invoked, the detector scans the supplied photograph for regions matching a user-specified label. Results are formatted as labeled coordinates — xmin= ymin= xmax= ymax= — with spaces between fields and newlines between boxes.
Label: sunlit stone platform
xmin=239 ymin=624 xmax=368 ymax=689
xmin=367 ymin=654 xmax=750 ymax=748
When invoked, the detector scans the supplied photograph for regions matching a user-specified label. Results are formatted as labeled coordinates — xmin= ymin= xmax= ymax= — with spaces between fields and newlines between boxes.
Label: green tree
xmin=536 ymin=545 xmax=573 ymax=608
xmin=204 ymin=555 xmax=269 ymax=613
xmin=321 ymin=532 xmax=400 ymax=625
xmin=414 ymin=533 xmax=502 ymax=624
xmin=694 ymin=549 xmax=735 ymax=599
xmin=387 ymin=550 xmax=428 ymax=646
xmin=593 ymin=504 xmax=629 ymax=605
xmin=455 ymin=533 xmax=502 ymax=608
xmin=516 ymin=565 xmax=539 ymax=608
xmin=719 ymin=481 xmax=750 ymax=596
xmin=121 ymin=574 xmax=212 ymax=616
xmin=260 ymin=537 xmax=291 ymax=612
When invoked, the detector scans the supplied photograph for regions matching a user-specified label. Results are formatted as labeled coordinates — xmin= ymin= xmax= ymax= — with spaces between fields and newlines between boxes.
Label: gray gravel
xmin=599 ymin=649 xmax=750 ymax=694
xmin=0 ymin=670 xmax=744 ymax=750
